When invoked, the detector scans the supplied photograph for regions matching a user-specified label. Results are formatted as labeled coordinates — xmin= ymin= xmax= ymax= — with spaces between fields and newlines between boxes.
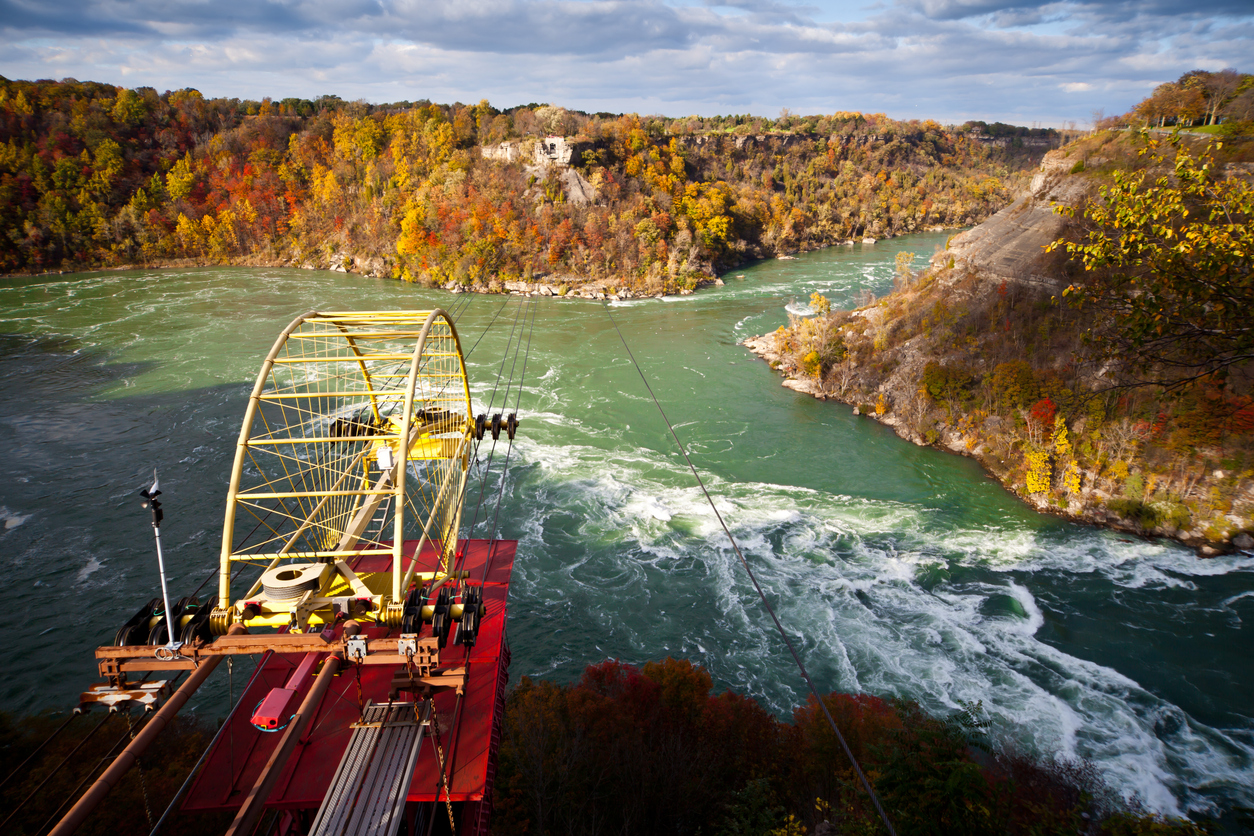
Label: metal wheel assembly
xmin=214 ymin=311 xmax=474 ymax=634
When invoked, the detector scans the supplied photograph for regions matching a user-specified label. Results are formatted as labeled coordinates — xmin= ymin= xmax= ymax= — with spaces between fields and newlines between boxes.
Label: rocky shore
xmin=5 ymin=254 xmax=726 ymax=299
xmin=742 ymin=332 xmax=1253 ymax=555
xmin=743 ymin=142 xmax=1254 ymax=556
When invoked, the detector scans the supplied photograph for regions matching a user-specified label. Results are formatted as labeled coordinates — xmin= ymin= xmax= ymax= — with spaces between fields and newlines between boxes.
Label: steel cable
xmin=36 ymin=711 xmax=152 ymax=835
xmin=602 ymin=304 xmax=898 ymax=836
xmin=147 ymin=650 xmax=276 ymax=836
xmin=0 ymin=710 xmax=79 ymax=794
xmin=0 ymin=710 xmax=116 ymax=830
xmin=458 ymin=300 xmax=529 ymax=537
xmin=456 ymin=300 xmax=533 ymax=575
xmin=477 ymin=299 xmax=537 ymax=585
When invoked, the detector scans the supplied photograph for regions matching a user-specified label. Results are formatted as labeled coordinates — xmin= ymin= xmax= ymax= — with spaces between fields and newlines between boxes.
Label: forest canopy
xmin=1097 ymin=68 xmax=1254 ymax=131
xmin=0 ymin=77 xmax=1051 ymax=289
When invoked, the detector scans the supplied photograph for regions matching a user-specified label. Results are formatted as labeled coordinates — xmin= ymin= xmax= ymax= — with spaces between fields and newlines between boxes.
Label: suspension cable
xmin=477 ymin=300 xmax=537 ymax=584
xmin=457 ymin=300 xmax=534 ymax=574
xmin=0 ymin=711 xmax=79 ymax=793
xmin=181 ymin=496 xmax=286 ymax=606
xmin=512 ymin=299 xmax=538 ymax=419
xmin=491 ymin=299 xmax=532 ymax=422
xmin=38 ymin=710 xmax=154 ymax=835
xmin=482 ymin=300 xmax=526 ymax=417
xmin=461 ymin=298 xmax=510 ymax=361
xmin=0 ymin=710 xmax=117 ymax=829
xmin=457 ymin=298 xmax=534 ymax=571
xmin=602 ymin=304 xmax=897 ymax=836
xmin=147 ymin=648 xmax=276 ymax=836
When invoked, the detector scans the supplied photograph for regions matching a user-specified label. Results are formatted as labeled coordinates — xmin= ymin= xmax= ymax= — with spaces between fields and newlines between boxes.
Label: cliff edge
xmin=746 ymin=137 xmax=1254 ymax=554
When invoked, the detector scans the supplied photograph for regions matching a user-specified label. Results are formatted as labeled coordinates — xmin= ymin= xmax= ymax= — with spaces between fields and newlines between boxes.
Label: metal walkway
xmin=310 ymin=701 xmax=430 ymax=836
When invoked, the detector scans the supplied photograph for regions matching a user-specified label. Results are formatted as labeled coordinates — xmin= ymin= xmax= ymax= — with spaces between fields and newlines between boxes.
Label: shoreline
xmin=0 ymin=225 xmax=964 ymax=290
xmin=11 ymin=251 xmax=1248 ymax=556
xmin=0 ymin=256 xmax=720 ymax=298
xmin=741 ymin=334 xmax=1251 ymax=557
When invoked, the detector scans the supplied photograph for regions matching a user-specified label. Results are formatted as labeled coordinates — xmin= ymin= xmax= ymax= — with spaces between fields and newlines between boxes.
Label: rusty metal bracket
xmin=80 ymin=680 xmax=171 ymax=712
xmin=345 ymin=634 xmax=368 ymax=664
xmin=397 ymin=633 xmax=418 ymax=657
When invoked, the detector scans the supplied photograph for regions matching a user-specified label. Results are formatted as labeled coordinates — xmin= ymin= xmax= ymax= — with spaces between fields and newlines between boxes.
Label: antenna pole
xmin=153 ymin=522 xmax=177 ymax=649
xmin=140 ymin=471 xmax=180 ymax=650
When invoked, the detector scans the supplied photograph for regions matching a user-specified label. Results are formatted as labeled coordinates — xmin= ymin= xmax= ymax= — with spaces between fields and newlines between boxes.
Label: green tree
xmin=1051 ymin=136 xmax=1254 ymax=388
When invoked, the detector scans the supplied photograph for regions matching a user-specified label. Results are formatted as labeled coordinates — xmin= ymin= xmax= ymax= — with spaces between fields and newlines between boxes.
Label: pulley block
xmin=148 ymin=596 xmax=197 ymax=646
xmin=328 ymin=411 xmax=386 ymax=439
xmin=431 ymin=587 xmax=453 ymax=648
xmin=180 ymin=601 xmax=214 ymax=644
xmin=417 ymin=407 xmax=450 ymax=425
xmin=456 ymin=589 xmax=485 ymax=648
xmin=477 ymin=412 xmax=519 ymax=441
xmin=208 ymin=606 xmax=235 ymax=636
xmin=115 ymin=598 xmax=162 ymax=647
xmin=400 ymin=584 xmax=428 ymax=634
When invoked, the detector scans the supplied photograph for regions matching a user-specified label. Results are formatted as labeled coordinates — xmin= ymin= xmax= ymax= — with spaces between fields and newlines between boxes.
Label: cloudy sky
xmin=1 ymin=0 xmax=1251 ymax=126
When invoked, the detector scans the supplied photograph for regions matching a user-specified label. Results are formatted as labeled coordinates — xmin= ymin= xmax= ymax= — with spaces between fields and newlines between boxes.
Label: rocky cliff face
xmin=940 ymin=150 xmax=1083 ymax=291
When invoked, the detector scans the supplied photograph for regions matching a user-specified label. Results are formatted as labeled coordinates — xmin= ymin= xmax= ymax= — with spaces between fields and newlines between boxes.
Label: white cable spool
xmin=260 ymin=563 xmax=324 ymax=601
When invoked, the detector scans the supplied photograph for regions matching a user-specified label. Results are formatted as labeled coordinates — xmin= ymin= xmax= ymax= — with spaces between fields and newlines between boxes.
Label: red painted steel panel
xmin=181 ymin=539 xmax=515 ymax=814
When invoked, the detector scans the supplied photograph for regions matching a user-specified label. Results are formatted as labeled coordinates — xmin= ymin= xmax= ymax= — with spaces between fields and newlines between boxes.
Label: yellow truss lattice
xmin=213 ymin=310 xmax=472 ymax=633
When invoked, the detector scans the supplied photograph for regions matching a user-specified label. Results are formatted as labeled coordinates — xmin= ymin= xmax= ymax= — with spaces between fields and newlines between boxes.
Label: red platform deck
xmin=182 ymin=539 xmax=515 ymax=829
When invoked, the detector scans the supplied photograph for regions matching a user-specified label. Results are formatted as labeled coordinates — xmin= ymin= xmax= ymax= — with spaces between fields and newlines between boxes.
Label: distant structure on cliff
xmin=480 ymin=136 xmax=591 ymax=167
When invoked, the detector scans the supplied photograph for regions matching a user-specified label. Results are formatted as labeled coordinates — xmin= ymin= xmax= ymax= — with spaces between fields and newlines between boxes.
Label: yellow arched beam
xmin=330 ymin=324 xmax=383 ymax=424
xmin=218 ymin=311 xmax=316 ymax=611
xmin=391 ymin=308 xmax=473 ymax=604
xmin=215 ymin=309 xmax=474 ymax=629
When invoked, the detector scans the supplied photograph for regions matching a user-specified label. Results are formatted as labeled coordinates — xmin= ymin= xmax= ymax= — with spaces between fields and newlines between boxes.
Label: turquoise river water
xmin=1 ymin=231 xmax=1251 ymax=825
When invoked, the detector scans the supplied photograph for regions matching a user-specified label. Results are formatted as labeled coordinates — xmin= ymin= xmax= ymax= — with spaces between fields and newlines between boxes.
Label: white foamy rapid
xmin=0 ymin=507 xmax=32 ymax=531
xmin=481 ymin=426 xmax=1254 ymax=820
xmin=3 ymin=245 xmax=1250 ymax=827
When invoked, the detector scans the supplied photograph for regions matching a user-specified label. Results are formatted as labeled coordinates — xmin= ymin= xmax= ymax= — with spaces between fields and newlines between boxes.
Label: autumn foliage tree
xmin=491 ymin=658 xmax=1206 ymax=836
xmin=1052 ymin=136 xmax=1254 ymax=389
xmin=1 ymin=77 xmax=1042 ymax=287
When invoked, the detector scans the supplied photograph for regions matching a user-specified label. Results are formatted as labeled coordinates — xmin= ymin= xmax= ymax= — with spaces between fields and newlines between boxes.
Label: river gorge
xmin=1 ymin=232 xmax=1252 ymax=825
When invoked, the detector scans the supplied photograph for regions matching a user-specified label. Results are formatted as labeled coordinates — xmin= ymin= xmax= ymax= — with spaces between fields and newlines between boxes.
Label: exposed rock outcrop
xmin=938 ymin=151 xmax=1084 ymax=291
xmin=744 ymin=143 xmax=1254 ymax=554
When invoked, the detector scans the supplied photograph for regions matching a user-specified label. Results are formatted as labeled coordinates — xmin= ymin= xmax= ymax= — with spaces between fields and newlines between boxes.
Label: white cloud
xmin=0 ymin=0 xmax=1249 ymax=125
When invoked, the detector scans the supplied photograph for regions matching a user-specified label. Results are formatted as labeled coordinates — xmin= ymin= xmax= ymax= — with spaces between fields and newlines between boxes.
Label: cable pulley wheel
xmin=115 ymin=598 xmax=162 ymax=646
xmin=490 ymin=413 xmax=502 ymax=440
xmin=260 ymin=563 xmax=323 ymax=601
xmin=148 ymin=595 xmax=194 ymax=645
xmin=180 ymin=604 xmax=213 ymax=644
xmin=506 ymin=413 xmax=518 ymax=440
xmin=209 ymin=606 xmax=234 ymax=635
xmin=400 ymin=585 xmax=427 ymax=634
xmin=431 ymin=587 xmax=453 ymax=648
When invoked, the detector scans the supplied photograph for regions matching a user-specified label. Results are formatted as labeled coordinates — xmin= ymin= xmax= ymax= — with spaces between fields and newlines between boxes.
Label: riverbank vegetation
xmin=494 ymin=658 xmax=1207 ymax=835
xmin=760 ymin=129 xmax=1254 ymax=551
xmin=0 ymin=77 xmax=1049 ymax=290
xmin=1 ymin=659 xmax=1212 ymax=836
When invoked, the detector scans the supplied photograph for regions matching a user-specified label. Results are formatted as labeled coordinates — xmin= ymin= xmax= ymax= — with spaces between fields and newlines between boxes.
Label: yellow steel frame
xmin=212 ymin=310 xmax=473 ymax=632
